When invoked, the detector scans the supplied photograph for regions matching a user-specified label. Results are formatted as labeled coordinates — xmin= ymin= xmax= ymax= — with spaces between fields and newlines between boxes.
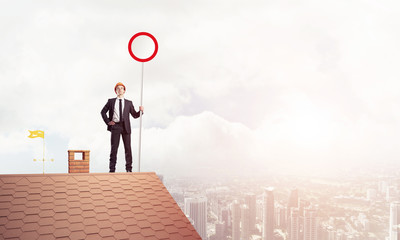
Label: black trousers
xmin=109 ymin=122 xmax=132 ymax=172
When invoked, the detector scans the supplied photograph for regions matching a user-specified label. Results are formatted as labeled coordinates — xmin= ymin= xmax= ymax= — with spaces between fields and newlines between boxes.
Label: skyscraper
xmin=327 ymin=227 xmax=336 ymax=240
xmin=220 ymin=207 xmax=230 ymax=237
xmin=390 ymin=202 xmax=400 ymax=240
xmin=232 ymin=201 xmax=241 ymax=240
xmin=215 ymin=222 xmax=226 ymax=240
xmin=303 ymin=208 xmax=317 ymax=240
xmin=276 ymin=205 xmax=287 ymax=229
xmin=287 ymin=188 xmax=299 ymax=221
xmin=245 ymin=193 xmax=257 ymax=233
xmin=241 ymin=204 xmax=251 ymax=240
xmin=288 ymin=208 xmax=300 ymax=240
xmin=185 ymin=196 xmax=207 ymax=240
xmin=263 ymin=187 xmax=274 ymax=240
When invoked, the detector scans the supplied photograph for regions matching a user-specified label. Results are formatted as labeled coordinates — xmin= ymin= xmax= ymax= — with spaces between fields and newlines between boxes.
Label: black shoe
xmin=126 ymin=170 xmax=132 ymax=172
xmin=109 ymin=170 xmax=115 ymax=173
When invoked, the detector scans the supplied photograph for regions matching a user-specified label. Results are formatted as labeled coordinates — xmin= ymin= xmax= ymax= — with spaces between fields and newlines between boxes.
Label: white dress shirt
xmin=112 ymin=97 xmax=125 ymax=123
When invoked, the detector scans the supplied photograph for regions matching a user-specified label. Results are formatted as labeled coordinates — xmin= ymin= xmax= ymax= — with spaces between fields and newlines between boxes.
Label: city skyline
xmin=167 ymin=165 xmax=400 ymax=240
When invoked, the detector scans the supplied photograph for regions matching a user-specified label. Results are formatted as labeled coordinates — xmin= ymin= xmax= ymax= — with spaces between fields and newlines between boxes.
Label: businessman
xmin=101 ymin=82 xmax=144 ymax=172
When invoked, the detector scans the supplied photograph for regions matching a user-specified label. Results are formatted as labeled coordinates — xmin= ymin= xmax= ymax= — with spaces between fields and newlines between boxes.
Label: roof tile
xmin=3 ymin=228 xmax=22 ymax=238
xmin=115 ymin=230 xmax=130 ymax=239
xmin=82 ymin=217 xmax=97 ymax=226
xmin=137 ymin=220 xmax=151 ymax=229
xmin=135 ymin=213 xmax=147 ymax=221
xmin=37 ymin=225 xmax=55 ymax=235
xmin=141 ymin=227 xmax=155 ymax=237
xmin=126 ymin=225 xmax=141 ymax=234
xmin=93 ymin=206 xmax=108 ymax=213
xmin=21 ymin=222 xmax=39 ymax=232
xmin=150 ymin=223 xmax=165 ymax=231
xmin=53 ymin=227 xmax=70 ymax=238
xmin=83 ymin=225 xmax=100 ymax=234
xmin=86 ymin=233 xmax=102 ymax=240
xmin=0 ymin=202 xmax=12 ymax=209
xmin=9 ymin=204 xmax=25 ymax=213
xmin=38 ymin=210 xmax=54 ymax=218
xmin=38 ymin=233 xmax=54 ymax=240
xmin=68 ymin=214 xmax=84 ymax=223
xmin=165 ymin=225 xmax=179 ymax=234
xmin=125 ymin=217 xmax=138 ymax=226
xmin=54 ymin=212 xmax=69 ymax=221
xmin=111 ymin=222 xmax=126 ymax=231
xmin=4 ymin=219 xmax=24 ymax=229
xmin=53 ymin=205 xmax=68 ymax=213
xmin=26 ymin=194 xmax=40 ymax=201
xmin=19 ymin=230 xmax=39 ymax=240
xmin=21 ymin=214 xmax=40 ymax=223
xmin=70 ymin=222 xmax=85 ymax=231
xmin=128 ymin=232 xmax=145 ymax=240
xmin=160 ymin=218 xmax=174 ymax=226
xmin=148 ymin=215 xmax=161 ymax=224
xmin=54 ymin=220 xmax=69 ymax=229
xmin=154 ymin=230 xmax=170 ymax=239
xmin=110 ymin=215 xmax=124 ymax=224
xmin=39 ymin=203 xmax=53 ymax=210
xmin=99 ymin=227 xmax=114 ymax=237
xmin=37 ymin=217 xmax=54 ymax=227
xmin=0 ymin=209 xmax=10 ymax=217
xmin=13 ymin=198 xmax=28 ymax=205
xmin=98 ymin=220 xmax=112 ymax=228
xmin=69 ymin=230 xmax=86 ymax=240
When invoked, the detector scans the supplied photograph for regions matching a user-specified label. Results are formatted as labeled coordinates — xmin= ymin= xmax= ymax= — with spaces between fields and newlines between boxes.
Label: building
xmin=390 ymin=202 xmax=400 ymax=240
xmin=232 ymin=201 xmax=241 ymax=240
xmin=215 ymin=222 xmax=226 ymax=240
xmin=245 ymin=193 xmax=257 ymax=233
xmin=185 ymin=196 xmax=208 ymax=240
xmin=303 ymin=208 xmax=318 ymax=240
xmin=287 ymin=188 xmax=299 ymax=221
xmin=241 ymin=204 xmax=251 ymax=240
xmin=275 ymin=205 xmax=287 ymax=229
xmin=288 ymin=208 xmax=300 ymax=240
xmin=221 ymin=207 xmax=230 ymax=226
xmin=263 ymin=187 xmax=274 ymax=240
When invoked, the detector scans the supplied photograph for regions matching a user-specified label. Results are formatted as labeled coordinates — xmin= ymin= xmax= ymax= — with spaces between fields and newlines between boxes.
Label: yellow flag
xmin=28 ymin=130 xmax=44 ymax=139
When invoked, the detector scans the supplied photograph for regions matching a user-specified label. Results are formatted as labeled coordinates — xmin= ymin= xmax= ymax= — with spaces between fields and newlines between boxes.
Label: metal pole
xmin=43 ymin=134 xmax=45 ymax=174
xmin=138 ymin=62 xmax=144 ymax=172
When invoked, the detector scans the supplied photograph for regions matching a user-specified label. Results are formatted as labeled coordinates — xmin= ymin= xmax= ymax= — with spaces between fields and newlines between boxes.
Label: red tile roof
xmin=0 ymin=172 xmax=202 ymax=240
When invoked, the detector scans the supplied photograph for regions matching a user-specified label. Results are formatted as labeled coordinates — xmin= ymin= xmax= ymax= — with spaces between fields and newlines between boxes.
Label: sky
xmin=1 ymin=0 xmax=400 ymax=177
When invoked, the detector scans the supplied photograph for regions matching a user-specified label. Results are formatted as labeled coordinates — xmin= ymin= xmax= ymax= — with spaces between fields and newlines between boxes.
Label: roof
xmin=0 ymin=172 xmax=202 ymax=240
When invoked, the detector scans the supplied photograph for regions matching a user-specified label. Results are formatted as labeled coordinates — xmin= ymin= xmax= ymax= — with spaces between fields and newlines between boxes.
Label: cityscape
xmin=164 ymin=165 xmax=400 ymax=240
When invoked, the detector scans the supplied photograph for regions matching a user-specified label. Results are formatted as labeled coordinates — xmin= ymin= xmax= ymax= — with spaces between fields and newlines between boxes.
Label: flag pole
xmin=43 ymin=132 xmax=45 ymax=174
xmin=138 ymin=62 xmax=144 ymax=173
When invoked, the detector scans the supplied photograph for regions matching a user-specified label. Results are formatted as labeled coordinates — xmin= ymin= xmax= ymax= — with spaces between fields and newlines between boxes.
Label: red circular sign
xmin=128 ymin=32 xmax=158 ymax=62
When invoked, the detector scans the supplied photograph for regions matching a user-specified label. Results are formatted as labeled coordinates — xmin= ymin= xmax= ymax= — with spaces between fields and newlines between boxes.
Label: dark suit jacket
xmin=101 ymin=98 xmax=142 ymax=134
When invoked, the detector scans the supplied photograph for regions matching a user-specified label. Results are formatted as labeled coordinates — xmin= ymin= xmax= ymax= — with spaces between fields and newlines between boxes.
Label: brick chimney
xmin=68 ymin=150 xmax=90 ymax=173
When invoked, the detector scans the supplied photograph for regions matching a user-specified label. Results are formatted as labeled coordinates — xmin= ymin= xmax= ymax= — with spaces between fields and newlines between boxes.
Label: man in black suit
xmin=101 ymin=82 xmax=144 ymax=172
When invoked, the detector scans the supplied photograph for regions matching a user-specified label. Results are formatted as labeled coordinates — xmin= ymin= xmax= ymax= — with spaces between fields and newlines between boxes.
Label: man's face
xmin=116 ymin=85 xmax=125 ymax=96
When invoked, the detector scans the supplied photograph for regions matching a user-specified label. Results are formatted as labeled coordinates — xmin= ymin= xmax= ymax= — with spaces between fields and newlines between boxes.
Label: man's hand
xmin=139 ymin=106 xmax=144 ymax=112
xmin=108 ymin=121 xmax=115 ymax=125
